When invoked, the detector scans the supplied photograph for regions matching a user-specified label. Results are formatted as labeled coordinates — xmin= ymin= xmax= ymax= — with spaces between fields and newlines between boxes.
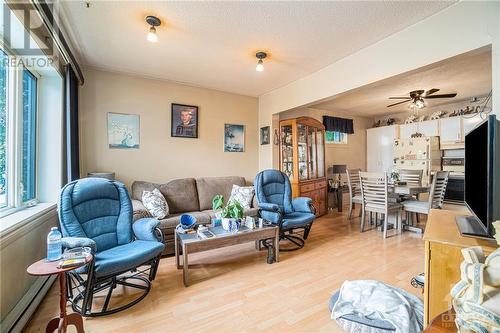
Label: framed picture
xmin=224 ymin=124 xmax=245 ymax=152
xmin=107 ymin=112 xmax=140 ymax=149
xmin=171 ymin=103 xmax=198 ymax=138
xmin=260 ymin=126 xmax=270 ymax=145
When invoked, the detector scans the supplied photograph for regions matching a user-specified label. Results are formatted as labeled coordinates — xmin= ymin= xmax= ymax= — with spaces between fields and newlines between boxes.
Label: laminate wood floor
xmin=24 ymin=206 xmax=425 ymax=333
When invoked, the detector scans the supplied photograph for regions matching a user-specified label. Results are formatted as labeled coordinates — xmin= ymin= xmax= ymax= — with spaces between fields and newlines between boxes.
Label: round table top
xmin=27 ymin=255 xmax=93 ymax=276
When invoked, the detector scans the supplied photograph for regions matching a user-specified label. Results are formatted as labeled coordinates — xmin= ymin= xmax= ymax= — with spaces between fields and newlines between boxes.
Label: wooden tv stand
xmin=423 ymin=209 xmax=498 ymax=326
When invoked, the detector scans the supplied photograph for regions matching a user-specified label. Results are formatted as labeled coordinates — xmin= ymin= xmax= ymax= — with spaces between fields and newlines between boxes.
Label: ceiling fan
xmin=387 ymin=89 xmax=457 ymax=108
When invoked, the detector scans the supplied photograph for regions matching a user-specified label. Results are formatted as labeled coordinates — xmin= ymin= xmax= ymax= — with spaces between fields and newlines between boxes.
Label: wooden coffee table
xmin=175 ymin=225 xmax=279 ymax=286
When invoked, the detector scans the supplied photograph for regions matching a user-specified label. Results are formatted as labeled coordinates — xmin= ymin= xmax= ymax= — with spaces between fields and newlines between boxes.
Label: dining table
xmin=388 ymin=183 xmax=431 ymax=234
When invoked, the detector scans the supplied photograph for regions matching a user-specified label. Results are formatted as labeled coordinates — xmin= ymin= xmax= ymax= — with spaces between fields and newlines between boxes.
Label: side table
xmin=27 ymin=255 xmax=92 ymax=333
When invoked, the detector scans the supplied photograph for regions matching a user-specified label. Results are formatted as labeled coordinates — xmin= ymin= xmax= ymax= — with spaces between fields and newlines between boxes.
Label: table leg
xmin=274 ymin=231 xmax=279 ymax=263
xmin=337 ymin=189 xmax=343 ymax=212
xmin=175 ymin=233 xmax=181 ymax=269
xmin=46 ymin=272 xmax=85 ymax=333
xmin=182 ymin=244 xmax=189 ymax=287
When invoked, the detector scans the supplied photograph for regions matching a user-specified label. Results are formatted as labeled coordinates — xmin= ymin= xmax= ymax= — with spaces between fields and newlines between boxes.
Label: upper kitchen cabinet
xmin=399 ymin=119 xmax=439 ymax=139
xmin=463 ymin=115 xmax=485 ymax=135
xmin=439 ymin=117 xmax=463 ymax=149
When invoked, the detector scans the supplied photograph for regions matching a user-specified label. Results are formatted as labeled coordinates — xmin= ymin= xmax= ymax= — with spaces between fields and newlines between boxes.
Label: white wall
xmin=259 ymin=2 xmax=500 ymax=170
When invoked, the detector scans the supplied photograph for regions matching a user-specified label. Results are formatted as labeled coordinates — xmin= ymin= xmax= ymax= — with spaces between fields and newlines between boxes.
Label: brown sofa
xmin=131 ymin=176 xmax=258 ymax=255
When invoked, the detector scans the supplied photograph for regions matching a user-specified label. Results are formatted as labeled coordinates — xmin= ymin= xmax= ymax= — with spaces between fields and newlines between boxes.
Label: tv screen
xmin=465 ymin=120 xmax=489 ymax=231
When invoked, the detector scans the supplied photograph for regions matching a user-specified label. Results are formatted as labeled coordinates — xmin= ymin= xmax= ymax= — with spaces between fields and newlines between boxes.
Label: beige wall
xmin=80 ymin=69 xmax=259 ymax=187
xmin=279 ymin=108 xmax=371 ymax=172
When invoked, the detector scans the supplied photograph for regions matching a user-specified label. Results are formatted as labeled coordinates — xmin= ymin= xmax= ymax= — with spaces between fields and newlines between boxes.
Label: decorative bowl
xmin=180 ymin=214 xmax=197 ymax=230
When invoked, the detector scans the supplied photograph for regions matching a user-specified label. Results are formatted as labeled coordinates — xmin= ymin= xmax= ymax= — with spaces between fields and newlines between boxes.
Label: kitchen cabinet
xmin=366 ymin=125 xmax=398 ymax=173
xmin=400 ymin=120 xmax=439 ymax=139
xmin=462 ymin=115 xmax=484 ymax=135
xmin=439 ymin=117 xmax=462 ymax=148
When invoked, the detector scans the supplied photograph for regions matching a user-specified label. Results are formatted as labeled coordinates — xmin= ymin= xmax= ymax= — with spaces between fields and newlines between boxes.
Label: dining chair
xmin=359 ymin=172 xmax=402 ymax=238
xmin=402 ymin=171 xmax=449 ymax=225
xmin=346 ymin=169 xmax=362 ymax=219
xmin=399 ymin=169 xmax=423 ymax=186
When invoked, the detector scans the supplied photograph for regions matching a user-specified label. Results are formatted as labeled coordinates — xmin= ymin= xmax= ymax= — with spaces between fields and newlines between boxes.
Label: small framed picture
xmin=107 ymin=112 xmax=140 ymax=149
xmin=224 ymin=124 xmax=245 ymax=152
xmin=260 ymin=126 xmax=270 ymax=145
xmin=171 ymin=103 xmax=198 ymax=138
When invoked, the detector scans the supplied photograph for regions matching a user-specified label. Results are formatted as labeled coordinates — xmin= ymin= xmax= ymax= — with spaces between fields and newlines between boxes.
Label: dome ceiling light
xmin=146 ymin=15 xmax=161 ymax=43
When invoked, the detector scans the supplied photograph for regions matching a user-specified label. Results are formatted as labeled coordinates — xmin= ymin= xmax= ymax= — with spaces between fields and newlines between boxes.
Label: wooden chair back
xmin=359 ymin=172 xmax=388 ymax=212
xmin=346 ymin=169 xmax=361 ymax=198
xmin=399 ymin=169 xmax=423 ymax=186
xmin=428 ymin=171 xmax=449 ymax=209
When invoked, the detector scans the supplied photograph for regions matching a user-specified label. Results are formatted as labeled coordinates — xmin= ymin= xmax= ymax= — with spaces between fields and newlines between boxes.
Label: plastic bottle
xmin=47 ymin=227 xmax=62 ymax=261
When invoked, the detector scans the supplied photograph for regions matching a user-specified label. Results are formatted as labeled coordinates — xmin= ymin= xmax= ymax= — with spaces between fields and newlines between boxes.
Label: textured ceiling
xmin=61 ymin=1 xmax=455 ymax=96
xmin=310 ymin=46 xmax=492 ymax=117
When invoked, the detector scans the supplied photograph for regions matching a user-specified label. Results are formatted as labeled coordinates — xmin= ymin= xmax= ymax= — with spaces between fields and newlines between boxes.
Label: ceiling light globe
xmin=416 ymin=99 xmax=425 ymax=109
xmin=147 ymin=27 xmax=158 ymax=43
xmin=256 ymin=60 xmax=264 ymax=72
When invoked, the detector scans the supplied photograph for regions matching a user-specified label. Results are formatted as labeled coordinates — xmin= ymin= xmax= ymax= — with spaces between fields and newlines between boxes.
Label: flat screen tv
xmin=456 ymin=114 xmax=500 ymax=239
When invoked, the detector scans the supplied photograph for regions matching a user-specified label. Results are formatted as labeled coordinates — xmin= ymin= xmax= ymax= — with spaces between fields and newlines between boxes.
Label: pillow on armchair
xmin=228 ymin=184 xmax=255 ymax=209
xmin=142 ymin=188 xmax=169 ymax=219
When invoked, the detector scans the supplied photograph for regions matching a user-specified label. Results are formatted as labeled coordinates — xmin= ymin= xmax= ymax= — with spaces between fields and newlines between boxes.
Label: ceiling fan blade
xmin=424 ymin=93 xmax=457 ymax=99
xmin=387 ymin=99 xmax=411 ymax=107
xmin=424 ymin=88 xmax=440 ymax=96
xmin=388 ymin=97 xmax=411 ymax=99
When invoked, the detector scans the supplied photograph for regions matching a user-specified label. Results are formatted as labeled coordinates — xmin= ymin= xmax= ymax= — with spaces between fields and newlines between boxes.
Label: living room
xmin=1 ymin=1 xmax=500 ymax=333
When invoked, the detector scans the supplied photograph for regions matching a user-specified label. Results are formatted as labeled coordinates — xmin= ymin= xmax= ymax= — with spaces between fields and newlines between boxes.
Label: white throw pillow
xmin=228 ymin=184 xmax=255 ymax=209
xmin=142 ymin=188 xmax=169 ymax=219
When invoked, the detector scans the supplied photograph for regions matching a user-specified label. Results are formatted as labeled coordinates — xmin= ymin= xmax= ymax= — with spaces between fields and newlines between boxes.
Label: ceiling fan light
xmin=147 ymin=26 xmax=158 ymax=43
xmin=415 ymin=99 xmax=425 ymax=109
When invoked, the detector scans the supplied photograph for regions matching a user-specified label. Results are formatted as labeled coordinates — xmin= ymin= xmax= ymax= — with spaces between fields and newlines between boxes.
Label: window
xmin=325 ymin=131 xmax=348 ymax=144
xmin=0 ymin=51 xmax=7 ymax=208
xmin=0 ymin=48 xmax=39 ymax=216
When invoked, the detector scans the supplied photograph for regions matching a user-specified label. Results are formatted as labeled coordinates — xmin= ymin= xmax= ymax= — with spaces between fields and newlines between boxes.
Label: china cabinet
xmin=279 ymin=117 xmax=327 ymax=216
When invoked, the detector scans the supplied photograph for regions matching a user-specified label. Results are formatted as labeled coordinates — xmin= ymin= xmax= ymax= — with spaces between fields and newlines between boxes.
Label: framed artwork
xmin=260 ymin=126 xmax=270 ymax=145
xmin=171 ymin=103 xmax=198 ymax=138
xmin=107 ymin=112 xmax=140 ymax=149
xmin=224 ymin=124 xmax=245 ymax=152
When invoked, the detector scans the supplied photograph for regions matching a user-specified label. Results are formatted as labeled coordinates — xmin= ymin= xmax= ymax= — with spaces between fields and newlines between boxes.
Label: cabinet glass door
xmin=308 ymin=126 xmax=317 ymax=179
xmin=281 ymin=125 xmax=294 ymax=181
xmin=297 ymin=124 xmax=308 ymax=180
xmin=317 ymin=130 xmax=325 ymax=177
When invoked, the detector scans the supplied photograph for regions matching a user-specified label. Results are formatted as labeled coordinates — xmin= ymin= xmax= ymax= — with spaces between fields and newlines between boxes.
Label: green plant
xmin=221 ymin=200 xmax=244 ymax=219
xmin=211 ymin=195 xmax=243 ymax=219
xmin=212 ymin=194 xmax=224 ymax=211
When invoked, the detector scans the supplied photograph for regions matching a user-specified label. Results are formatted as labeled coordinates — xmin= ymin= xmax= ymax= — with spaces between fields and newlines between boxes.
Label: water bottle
xmin=47 ymin=227 xmax=62 ymax=261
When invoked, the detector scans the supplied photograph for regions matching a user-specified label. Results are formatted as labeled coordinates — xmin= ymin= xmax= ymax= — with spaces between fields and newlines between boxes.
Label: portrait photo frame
xmin=260 ymin=126 xmax=270 ymax=145
xmin=171 ymin=103 xmax=199 ymax=138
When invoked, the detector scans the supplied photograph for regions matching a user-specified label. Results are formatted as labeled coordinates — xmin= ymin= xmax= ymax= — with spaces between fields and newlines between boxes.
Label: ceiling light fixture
xmin=255 ymin=52 xmax=267 ymax=72
xmin=146 ymin=15 xmax=161 ymax=43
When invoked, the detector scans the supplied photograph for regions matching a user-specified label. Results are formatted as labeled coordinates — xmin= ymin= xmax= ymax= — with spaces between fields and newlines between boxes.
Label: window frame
xmin=0 ymin=49 xmax=40 ymax=217
xmin=325 ymin=130 xmax=348 ymax=145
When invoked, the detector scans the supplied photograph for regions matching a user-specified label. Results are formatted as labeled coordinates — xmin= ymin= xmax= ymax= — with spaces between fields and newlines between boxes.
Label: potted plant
xmin=212 ymin=195 xmax=244 ymax=232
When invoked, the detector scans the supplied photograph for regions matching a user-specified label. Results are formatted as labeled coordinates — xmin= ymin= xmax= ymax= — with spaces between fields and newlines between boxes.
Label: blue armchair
xmin=58 ymin=177 xmax=165 ymax=317
xmin=254 ymin=169 xmax=316 ymax=252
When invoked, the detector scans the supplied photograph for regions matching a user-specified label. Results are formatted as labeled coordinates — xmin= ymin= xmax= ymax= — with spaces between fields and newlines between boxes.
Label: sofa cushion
xmin=159 ymin=178 xmax=199 ymax=214
xmin=196 ymin=176 xmax=246 ymax=210
xmin=228 ymin=184 xmax=255 ymax=209
xmin=131 ymin=181 xmax=159 ymax=201
xmin=157 ymin=211 xmax=212 ymax=231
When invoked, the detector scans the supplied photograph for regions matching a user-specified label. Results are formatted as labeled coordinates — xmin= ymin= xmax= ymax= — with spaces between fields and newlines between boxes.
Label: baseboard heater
xmin=1 ymin=275 xmax=56 ymax=333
